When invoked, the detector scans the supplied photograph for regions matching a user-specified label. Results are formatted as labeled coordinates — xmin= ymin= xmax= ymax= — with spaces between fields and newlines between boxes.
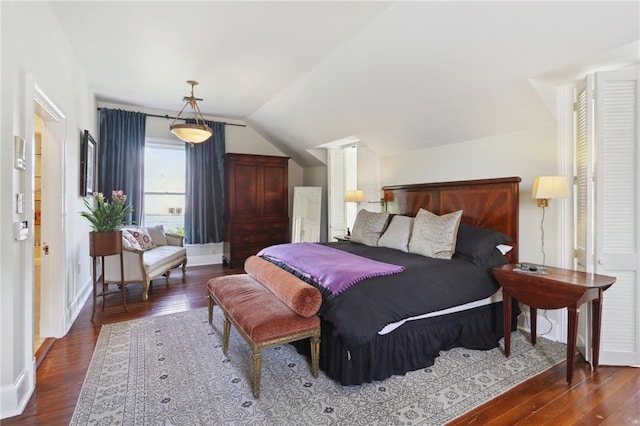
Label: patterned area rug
xmin=71 ymin=308 xmax=566 ymax=425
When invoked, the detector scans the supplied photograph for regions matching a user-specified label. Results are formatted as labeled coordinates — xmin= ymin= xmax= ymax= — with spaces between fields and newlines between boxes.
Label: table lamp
xmin=532 ymin=176 xmax=570 ymax=265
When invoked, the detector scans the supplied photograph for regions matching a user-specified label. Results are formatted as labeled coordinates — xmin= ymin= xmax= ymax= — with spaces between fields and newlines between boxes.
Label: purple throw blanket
xmin=258 ymin=243 xmax=405 ymax=296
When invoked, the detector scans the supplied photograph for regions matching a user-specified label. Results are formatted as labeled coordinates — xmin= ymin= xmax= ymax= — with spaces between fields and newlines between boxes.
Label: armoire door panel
xmin=262 ymin=164 xmax=287 ymax=217
xmin=233 ymin=163 xmax=260 ymax=217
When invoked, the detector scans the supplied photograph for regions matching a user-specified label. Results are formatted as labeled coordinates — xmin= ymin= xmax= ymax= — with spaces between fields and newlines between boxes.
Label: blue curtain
xmin=98 ymin=108 xmax=146 ymax=225
xmin=185 ymin=120 xmax=226 ymax=244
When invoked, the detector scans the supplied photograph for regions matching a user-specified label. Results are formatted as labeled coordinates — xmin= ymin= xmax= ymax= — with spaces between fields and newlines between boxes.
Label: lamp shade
xmin=345 ymin=189 xmax=364 ymax=203
xmin=170 ymin=123 xmax=212 ymax=144
xmin=532 ymin=176 xmax=571 ymax=200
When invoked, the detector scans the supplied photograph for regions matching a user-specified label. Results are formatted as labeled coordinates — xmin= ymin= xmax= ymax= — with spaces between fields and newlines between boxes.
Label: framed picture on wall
xmin=80 ymin=130 xmax=98 ymax=197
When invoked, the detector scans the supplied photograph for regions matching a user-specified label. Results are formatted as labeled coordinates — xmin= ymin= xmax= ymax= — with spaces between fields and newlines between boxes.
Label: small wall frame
xmin=80 ymin=130 xmax=98 ymax=197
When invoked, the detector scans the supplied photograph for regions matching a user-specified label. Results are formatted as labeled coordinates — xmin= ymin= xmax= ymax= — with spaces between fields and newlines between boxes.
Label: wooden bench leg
xmin=222 ymin=316 xmax=231 ymax=354
xmin=208 ymin=295 xmax=214 ymax=324
xmin=310 ymin=334 xmax=320 ymax=379
xmin=252 ymin=348 xmax=262 ymax=399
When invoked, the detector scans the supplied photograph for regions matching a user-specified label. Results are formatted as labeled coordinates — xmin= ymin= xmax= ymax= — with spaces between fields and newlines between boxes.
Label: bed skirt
xmin=292 ymin=300 xmax=520 ymax=386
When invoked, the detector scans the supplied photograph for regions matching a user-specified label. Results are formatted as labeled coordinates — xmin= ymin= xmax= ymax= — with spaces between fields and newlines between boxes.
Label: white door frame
xmin=32 ymin=83 xmax=67 ymax=339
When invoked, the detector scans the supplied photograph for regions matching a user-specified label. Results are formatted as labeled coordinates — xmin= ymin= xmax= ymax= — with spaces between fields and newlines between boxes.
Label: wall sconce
xmin=345 ymin=189 xmax=386 ymax=207
xmin=531 ymin=176 xmax=570 ymax=264
xmin=345 ymin=189 xmax=364 ymax=203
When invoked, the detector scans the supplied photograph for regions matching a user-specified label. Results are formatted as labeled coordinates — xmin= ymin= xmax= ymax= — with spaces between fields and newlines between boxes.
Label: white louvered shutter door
xmin=574 ymin=77 xmax=596 ymax=362
xmin=595 ymin=67 xmax=640 ymax=366
xmin=575 ymin=78 xmax=595 ymax=273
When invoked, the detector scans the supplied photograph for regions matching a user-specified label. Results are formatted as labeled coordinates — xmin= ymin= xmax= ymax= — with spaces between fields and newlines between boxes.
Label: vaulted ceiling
xmin=49 ymin=1 xmax=639 ymax=167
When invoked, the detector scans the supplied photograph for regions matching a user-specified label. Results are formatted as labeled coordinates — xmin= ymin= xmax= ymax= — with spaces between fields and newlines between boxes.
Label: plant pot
xmin=89 ymin=231 xmax=123 ymax=257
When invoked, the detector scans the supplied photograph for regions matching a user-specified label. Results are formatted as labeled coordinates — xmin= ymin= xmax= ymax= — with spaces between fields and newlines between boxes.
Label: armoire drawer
xmin=231 ymin=232 xmax=285 ymax=245
xmin=231 ymin=222 xmax=261 ymax=233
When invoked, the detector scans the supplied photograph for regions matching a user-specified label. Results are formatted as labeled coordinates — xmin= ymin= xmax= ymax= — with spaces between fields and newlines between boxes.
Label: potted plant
xmin=81 ymin=190 xmax=134 ymax=257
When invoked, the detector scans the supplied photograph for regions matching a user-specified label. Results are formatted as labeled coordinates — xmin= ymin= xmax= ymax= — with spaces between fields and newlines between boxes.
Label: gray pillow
xmin=350 ymin=209 xmax=390 ymax=246
xmin=377 ymin=215 xmax=414 ymax=252
xmin=408 ymin=209 xmax=463 ymax=259
xmin=146 ymin=225 xmax=168 ymax=246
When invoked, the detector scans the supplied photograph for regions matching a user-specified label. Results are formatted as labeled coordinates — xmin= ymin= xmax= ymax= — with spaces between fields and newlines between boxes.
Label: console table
xmin=493 ymin=264 xmax=616 ymax=384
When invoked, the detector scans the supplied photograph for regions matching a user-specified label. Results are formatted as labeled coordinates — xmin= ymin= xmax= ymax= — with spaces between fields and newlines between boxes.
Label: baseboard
xmin=0 ymin=366 xmax=34 ymax=420
xmin=65 ymin=276 xmax=92 ymax=334
xmin=517 ymin=309 xmax=562 ymax=342
xmin=35 ymin=338 xmax=56 ymax=370
xmin=187 ymin=254 xmax=223 ymax=266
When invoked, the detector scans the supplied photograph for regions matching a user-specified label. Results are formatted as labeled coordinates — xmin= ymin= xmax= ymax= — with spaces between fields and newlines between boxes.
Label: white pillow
xmin=497 ymin=244 xmax=513 ymax=255
xmin=122 ymin=230 xmax=143 ymax=250
xmin=350 ymin=209 xmax=390 ymax=247
xmin=124 ymin=227 xmax=156 ymax=250
xmin=378 ymin=215 xmax=414 ymax=252
xmin=408 ymin=209 xmax=463 ymax=259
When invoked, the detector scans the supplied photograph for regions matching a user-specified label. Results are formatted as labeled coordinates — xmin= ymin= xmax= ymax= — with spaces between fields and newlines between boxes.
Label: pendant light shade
xmin=170 ymin=80 xmax=213 ymax=145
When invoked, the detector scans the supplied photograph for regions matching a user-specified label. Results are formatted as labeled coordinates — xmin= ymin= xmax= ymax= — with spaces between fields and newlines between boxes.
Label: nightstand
xmin=493 ymin=263 xmax=616 ymax=384
xmin=334 ymin=236 xmax=351 ymax=242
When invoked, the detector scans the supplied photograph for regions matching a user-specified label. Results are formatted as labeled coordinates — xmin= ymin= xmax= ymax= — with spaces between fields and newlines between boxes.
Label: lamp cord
xmin=540 ymin=205 xmax=546 ymax=266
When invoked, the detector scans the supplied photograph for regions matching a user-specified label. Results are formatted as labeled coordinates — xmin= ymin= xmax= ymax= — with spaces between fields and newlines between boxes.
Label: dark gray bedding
xmin=262 ymin=242 xmax=506 ymax=349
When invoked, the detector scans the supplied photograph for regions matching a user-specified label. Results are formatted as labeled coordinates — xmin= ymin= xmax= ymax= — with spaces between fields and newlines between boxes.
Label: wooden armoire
xmin=223 ymin=153 xmax=290 ymax=268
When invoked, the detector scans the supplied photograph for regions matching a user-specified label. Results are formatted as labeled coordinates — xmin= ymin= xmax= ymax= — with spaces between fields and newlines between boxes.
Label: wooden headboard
xmin=382 ymin=177 xmax=521 ymax=263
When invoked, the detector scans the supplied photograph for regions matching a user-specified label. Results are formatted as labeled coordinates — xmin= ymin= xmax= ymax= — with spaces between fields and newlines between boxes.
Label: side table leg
xmin=530 ymin=307 xmax=537 ymax=345
xmin=120 ymin=251 xmax=128 ymax=312
xmin=101 ymin=258 xmax=106 ymax=311
xmin=567 ymin=306 xmax=579 ymax=384
xmin=503 ymin=293 xmax=512 ymax=357
xmin=91 ymin=256 xmax=98 ymax=321
xmin=592 ymin=291 xmax=603 ymax=371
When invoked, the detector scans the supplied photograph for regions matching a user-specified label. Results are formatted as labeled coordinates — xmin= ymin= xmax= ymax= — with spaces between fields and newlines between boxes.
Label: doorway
xmin=33 ymin=115 xmax=44 ymax=354
xmin=32 ymin=84 xmax=67 ymax=350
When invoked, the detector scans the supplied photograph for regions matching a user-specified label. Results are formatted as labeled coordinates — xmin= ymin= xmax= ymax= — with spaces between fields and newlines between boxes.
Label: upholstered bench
xmin=206 ymin=255 xmax=322 ymax=398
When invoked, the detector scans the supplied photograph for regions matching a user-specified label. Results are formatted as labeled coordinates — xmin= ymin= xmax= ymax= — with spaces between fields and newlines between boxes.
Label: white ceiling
xmin=49 ymin=1 xmax=639 ymax=167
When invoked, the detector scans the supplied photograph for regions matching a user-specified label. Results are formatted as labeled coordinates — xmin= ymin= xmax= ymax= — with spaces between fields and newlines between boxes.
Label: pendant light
xmin=170 ymin=80 xmax=213 ymax=145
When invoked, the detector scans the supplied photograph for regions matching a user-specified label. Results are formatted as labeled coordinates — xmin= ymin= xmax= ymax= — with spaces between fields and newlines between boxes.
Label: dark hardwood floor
xmin=4 ymin=264 xmax=639 ymax=425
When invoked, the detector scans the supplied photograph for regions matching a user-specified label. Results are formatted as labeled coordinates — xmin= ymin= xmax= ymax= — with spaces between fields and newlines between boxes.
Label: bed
xmin=261 ymin=176 xmax=522 ymax=385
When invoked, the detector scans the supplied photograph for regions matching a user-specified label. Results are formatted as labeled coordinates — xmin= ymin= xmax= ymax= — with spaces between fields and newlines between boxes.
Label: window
xmin=143 ymin=140 xmax=185 ymax=235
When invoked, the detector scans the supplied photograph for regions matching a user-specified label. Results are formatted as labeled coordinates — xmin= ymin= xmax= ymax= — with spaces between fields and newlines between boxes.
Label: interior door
xmin=574 ymin=77 xmax=595 ymax=274
xmin=37 ymin=111 xmax=67 ymax=338
xmin=574 ymin=77 xmax=596 ymax=361
xmin=575 ymin=68 xmax=640 ymax=366
xmin=594 ymin=67 xmax=640 ymax=366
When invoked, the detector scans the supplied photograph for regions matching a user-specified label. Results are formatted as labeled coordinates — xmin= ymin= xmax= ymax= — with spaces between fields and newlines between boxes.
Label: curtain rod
xmin=97 ymin=107 xmax=246 ymax=127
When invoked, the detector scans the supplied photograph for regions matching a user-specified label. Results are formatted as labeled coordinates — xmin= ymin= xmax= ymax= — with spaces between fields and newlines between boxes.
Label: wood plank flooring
xmin=4 ymin=264 xmax=639 ymax=425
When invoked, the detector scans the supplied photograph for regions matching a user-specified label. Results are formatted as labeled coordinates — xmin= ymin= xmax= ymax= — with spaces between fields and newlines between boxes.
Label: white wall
xmin=1 ymin=2 xmax=96 ymax=418
xmin=381 ymin=126 xmax=562 ymax=265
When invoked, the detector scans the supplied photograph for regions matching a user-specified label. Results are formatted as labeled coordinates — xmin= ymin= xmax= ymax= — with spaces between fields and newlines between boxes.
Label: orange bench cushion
xmin=244 ymin=256 xmax=321 ymax=317
xmin=207 ymin=274 xmax=320 ymax=343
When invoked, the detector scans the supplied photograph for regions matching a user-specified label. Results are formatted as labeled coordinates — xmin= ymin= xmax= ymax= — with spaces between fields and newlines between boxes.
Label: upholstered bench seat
xmin=207 ymin=255 xmax=321 ymax=398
